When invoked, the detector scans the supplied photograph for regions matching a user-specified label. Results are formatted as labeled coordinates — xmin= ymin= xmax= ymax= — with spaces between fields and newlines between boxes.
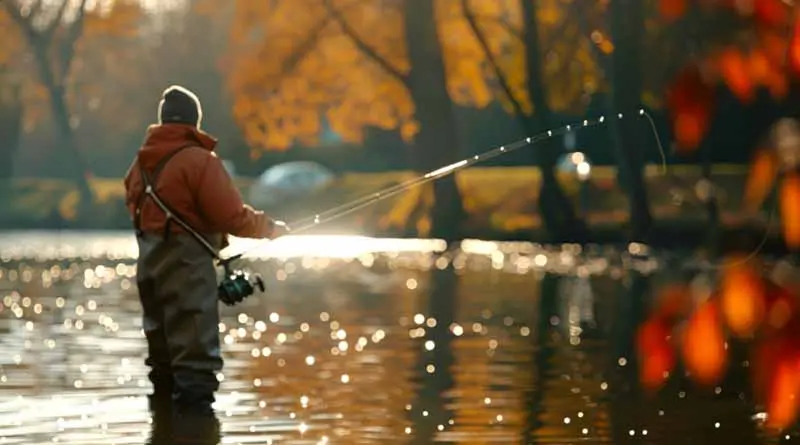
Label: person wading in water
xmin=124 ymin=85 xmax=286 ymax=444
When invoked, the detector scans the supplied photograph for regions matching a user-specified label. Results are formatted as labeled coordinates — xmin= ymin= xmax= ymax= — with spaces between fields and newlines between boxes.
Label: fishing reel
xmin=217 ymin=255 xmax=265 ymax=306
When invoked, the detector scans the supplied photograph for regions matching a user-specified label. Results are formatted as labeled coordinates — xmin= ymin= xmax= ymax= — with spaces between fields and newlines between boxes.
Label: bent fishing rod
xmin=225 ymin=108 xmax=665 ymax=263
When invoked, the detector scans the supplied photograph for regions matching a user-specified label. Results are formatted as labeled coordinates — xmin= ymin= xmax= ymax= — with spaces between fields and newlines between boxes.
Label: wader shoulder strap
xmin=134 ymin=145 xmax=220 ymax=260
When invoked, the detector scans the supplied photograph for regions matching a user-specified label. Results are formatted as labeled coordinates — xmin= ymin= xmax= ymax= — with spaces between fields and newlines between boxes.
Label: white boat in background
xmin=248 ymin=161 xmax=336 ymax=209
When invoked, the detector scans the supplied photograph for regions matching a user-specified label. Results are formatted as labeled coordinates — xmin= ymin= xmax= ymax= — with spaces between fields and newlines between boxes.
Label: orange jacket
xmin=124 ymin=124 xmax=274 ymax=239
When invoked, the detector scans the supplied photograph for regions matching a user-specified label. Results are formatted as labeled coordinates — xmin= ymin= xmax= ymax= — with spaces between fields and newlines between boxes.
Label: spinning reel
xmin=216 ymin=254 xmax=265 ymax=306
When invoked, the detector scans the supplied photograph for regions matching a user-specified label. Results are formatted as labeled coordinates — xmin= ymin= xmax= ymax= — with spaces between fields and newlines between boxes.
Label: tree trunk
xmin=29 ymin=42 xmax=94 ymax=213
xmin=410 ymin=261 xmax=457 ymax=444
xmin=0 ymin=81 xmax=22 ymax=220
xmin=609 ymin=0 xmax=653 ymax=241
xmin=404 ymin=0 xmax=466 ymax=242
xmin=522 ymin=0 xmax=587 ymax=242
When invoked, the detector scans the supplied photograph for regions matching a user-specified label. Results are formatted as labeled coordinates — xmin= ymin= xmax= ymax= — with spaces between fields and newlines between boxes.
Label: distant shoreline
xmin=3 ymin=164 xmax=782 ymax=254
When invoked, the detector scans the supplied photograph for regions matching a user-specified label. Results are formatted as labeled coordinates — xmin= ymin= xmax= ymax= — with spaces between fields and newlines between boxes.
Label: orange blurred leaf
xmin=659 ymin=0 xmax=687 ymax=22
xmin=720 ymin=260 xmax=767 ymax=337
xmin=754 ymin=0 xmax=791 ymax=28
xmin=743 ymin=148 xmax=779 ymax=212
xmin=637 ymin=316 xmax=676 ymax=392
xmin=667 ymin=65 xmax=715 ymax=153
xmin=681 ymin=299 xmax=728 ymax=386
xmin=790 ymin=18 xmax=800 ymax=76
xmin=780 ymin=171 xmax=800 ymax=249
xmin=718 ymin=48 xmax=755 ymax=102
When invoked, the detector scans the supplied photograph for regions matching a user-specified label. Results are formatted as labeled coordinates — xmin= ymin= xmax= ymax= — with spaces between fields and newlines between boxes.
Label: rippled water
xmin=0 ymin=232 xmax=794 ymax=444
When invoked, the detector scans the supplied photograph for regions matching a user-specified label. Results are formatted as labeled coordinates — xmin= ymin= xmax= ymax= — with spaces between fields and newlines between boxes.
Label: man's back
xmin=124 ymin=123 xmax=274 ymax=240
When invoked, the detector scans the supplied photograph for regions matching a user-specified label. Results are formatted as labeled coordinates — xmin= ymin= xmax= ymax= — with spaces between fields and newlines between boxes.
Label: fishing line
xmin=286 ymin=111 xmax=646 ymax=232
xmin=226 ymin=107 xmax=776 ymax=266
xmin=227 ymin=109 xmax=666 ymax=260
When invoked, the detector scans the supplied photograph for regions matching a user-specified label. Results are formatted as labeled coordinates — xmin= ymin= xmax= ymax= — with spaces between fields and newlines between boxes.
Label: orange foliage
xmin=681 ymin=299 xmax=727 ymax=386
xmin=659 ymin=0 xmax=794 ymax=153
xmin=637 ymin=316 xmax=676 ymax=392
xmin=720 ymin=259 xmax=767 ymax=337
xmin=754 ymin=317 xmax=800 ymax=431
xmin=754 ymin=0 xmax=792 ymax=28
xmin=743 ymin=148 xmax=779 ymax=211
xmin=763 ymin=282 xmax=797 ymax=333
xmin=659 ymin=0 xmax=687 ymax=22
xmin=226 ymin=0 xmax=410 ymax=150
xmin=640 ymin=278 xmax=800 ymax=427
xmin=0 ymin=11 xmax=22 ymax=68
xmin=767 ymin=354 xmax=800 ymax=431
xmin=718 ymin=48 xmax=755 ymax=102
xmin=780 ymin=171 xmax=800 ymax=249
xmin=225 ymin=0 xmax=598 ymax=151
xmin=666 ymin=66 xmax=714 ymax=152
xmin=791 ymin=17 xmax=800 ymax=76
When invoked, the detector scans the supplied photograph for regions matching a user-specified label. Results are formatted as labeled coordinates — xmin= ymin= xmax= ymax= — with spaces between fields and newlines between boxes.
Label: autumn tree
xmin=2 ymin=0 xmax=141 ymax=212
xmin=459 ymin=0 xmax=600 ymax=240
xmin=227 ymin=0 xmax=479 ymax=239
xmin=0 ymin=13 xmax=24 ymax=213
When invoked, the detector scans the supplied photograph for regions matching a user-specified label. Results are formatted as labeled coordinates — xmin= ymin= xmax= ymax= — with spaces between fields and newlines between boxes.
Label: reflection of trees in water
xmin=238 ymin=258 xmax=422 ymax=443
xmin=408 ymin=258 xmax=456 ymax=444
xmin=521 ymin=274 xmax=617 ymax=442
xmin=0 ymin=251 xmax=782 ymax=443
xmin=426 ymin=259 xmax=540 ymax=443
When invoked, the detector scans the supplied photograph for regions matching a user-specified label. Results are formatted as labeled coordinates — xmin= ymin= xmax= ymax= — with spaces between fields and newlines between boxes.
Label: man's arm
xmin=194 ymin=152 xmax=275 ymax=239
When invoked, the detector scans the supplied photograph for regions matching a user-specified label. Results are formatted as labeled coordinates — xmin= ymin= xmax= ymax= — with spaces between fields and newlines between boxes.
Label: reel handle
xmin=254 ymin=275 xmax=266 ymax=293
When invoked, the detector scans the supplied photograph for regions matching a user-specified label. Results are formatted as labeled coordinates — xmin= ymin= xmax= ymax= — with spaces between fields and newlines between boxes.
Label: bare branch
xmin=43 ymin=0 xmax=71 ymax=42
xmin=471 ymin=13 xmax=521 ymax=41
xmin=58 ymin=0 xmax=88 ymax=82
xmin=322 ymin=0 xmax=408 ymax=84
xmin=28 ymin=0 xmax=44 ymax=20
xmin=460 ymin=0 xmax=528 ymax=120
xmin=268 ymin=15 xmax=336 ymax=88
xmin=237 ymin=0 xmax=372 ymax=95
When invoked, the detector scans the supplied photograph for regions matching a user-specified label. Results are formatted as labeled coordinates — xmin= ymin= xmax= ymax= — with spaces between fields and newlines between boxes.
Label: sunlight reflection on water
xmin=0 ymin=232 xmax=789 ymax=444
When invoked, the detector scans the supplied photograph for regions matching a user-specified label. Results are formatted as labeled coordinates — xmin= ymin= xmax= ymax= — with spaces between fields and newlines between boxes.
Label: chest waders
xmin=134 ymin=146 xmax=223 ymax=442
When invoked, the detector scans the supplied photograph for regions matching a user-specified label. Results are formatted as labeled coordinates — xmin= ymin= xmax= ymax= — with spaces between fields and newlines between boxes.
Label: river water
xmin=0 ymin=232 xmax=793 ymax=444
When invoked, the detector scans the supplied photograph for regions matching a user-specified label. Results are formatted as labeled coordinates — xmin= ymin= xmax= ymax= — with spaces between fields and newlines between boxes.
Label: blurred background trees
xmin=1 ymin=0 xmax=797 ymax=240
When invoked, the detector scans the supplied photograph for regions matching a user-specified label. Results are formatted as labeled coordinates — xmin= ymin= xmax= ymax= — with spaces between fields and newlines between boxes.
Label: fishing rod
xmin=219 ymin=107 xmax=781 ymax=305
xmin=229 ymin=108 xmax=661 ymax=256
xmin=217 ymin=108 xmax=767 ymax=306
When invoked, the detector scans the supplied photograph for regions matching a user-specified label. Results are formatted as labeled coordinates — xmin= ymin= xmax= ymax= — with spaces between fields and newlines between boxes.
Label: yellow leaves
xmin=227 ymin=0 xmax=597 ymax=152
xmin=227 ymin=0 xmax=414 ymax=151
xmin=0 ymin=10 xmax=23 ymax=68
xmin=400 ymin=120 xmax=420 ymax=142
xmin=438 ymin=0 xmax=521 ymax=109
xmin=58 ymin=190 xmax=80 ymax=221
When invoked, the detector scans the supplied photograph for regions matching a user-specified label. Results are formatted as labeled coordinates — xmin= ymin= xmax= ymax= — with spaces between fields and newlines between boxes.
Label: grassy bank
xmin=2 ymin=164 xmax=765 ymax=239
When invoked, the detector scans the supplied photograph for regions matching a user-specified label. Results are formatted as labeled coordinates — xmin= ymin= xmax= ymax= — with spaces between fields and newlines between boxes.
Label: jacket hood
xmin=138 ymin=124 xmax=218 ymax=169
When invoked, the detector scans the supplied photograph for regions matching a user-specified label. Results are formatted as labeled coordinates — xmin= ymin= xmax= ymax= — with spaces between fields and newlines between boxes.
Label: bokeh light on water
xmin=0 ymin=232 xmax=797 ymax=444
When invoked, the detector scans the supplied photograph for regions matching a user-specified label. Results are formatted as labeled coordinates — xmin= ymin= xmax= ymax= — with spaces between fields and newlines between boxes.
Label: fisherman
xmin=124 ymin=85 xmax=286 ymax=444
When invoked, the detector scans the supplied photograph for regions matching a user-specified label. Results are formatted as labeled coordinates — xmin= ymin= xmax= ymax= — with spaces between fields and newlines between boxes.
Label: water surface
xmin=0 ymin=232 xmax=792 ymax=444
